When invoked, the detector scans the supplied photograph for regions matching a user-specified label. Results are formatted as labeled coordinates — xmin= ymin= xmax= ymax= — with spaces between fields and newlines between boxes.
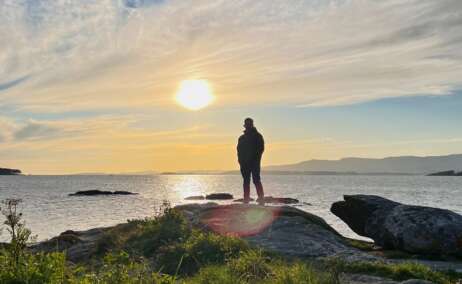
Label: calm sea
xmin=0 ymin=174 xmax=461 ymax=241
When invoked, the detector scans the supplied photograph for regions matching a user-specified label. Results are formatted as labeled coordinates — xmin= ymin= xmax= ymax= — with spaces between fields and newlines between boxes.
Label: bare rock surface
xmin=31 ymin=226 xmax=115 ymax=263
xmin=176 ymin=203 xmax=374 ymax=261
xmin=233 ymin=196 xmax=300 ymax=204
xmin=331 ymin=195 xmax=462 ymax=257
xmin=340 ymin=273 xmax=399 ymax=284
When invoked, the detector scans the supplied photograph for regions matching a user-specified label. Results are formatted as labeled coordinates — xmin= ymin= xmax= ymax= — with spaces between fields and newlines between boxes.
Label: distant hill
xmin=265 ymin=154 xmax=462 ymax=175
xmin=0 ymin=168 xmax=22 ymax=175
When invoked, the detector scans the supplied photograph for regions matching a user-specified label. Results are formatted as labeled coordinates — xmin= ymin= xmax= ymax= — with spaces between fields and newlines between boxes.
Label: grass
xmin=187 ymin=250 xmax=339 ymax=284
xmin=327 ymin=258 xmax=462 ymax=284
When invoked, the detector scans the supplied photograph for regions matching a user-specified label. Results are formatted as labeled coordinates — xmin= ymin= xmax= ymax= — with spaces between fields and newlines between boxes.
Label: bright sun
xmin=175 ymin=79 xmax=214 ymax=110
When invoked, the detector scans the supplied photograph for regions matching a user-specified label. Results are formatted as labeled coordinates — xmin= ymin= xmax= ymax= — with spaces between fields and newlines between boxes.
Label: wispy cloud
xmin=1 ymin=0 xmax=462 ymax=111
xmin=1 ymin=1 xmax=462 ymax=173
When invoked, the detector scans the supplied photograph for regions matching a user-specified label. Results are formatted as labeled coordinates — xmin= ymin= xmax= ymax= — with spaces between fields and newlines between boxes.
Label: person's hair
xmin=244 ymin=118 xmax=254 ymax=124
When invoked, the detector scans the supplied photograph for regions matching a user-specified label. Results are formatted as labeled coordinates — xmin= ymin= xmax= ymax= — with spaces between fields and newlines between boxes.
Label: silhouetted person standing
xmin=237 ymin=118 xmax=265 ymax=204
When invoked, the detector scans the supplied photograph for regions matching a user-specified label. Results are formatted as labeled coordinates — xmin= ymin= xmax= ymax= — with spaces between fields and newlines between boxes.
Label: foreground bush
xmin=157 ymin=230 xmax=250 ymax=275
xmin=0 ymin=251 xmax=69 ymax=284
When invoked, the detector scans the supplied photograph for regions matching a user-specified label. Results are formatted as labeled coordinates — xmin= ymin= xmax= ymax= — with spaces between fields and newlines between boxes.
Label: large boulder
xmin=30 ymin=228 xmax=108 ymax=263
xmin=176 ymin=203 xmax=372 ymax=260
xmin=331 ymin=195 xmax=462 ymax=256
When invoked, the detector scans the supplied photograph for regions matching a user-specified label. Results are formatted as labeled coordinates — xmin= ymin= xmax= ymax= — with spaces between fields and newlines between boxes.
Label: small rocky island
xmin=427 ymin=170 xmax=462 ymax=176
xmin=69 ymin=190 xmax=137 ymax=196
xmin=0 ymin=167 xmax=22 ymax=175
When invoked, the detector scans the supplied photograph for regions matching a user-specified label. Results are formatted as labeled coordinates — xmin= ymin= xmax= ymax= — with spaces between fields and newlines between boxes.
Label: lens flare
xmin=201 ymin=205 xmax=279 ymax=237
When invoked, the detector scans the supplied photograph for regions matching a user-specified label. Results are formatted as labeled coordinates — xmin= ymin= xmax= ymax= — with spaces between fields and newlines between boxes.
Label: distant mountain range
xmin=264 ymin=154 xmax=462 ymax=175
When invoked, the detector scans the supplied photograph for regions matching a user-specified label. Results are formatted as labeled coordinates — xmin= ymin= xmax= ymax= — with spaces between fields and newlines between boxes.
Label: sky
xmin=1 ymin=0 xmax=462 ymax=174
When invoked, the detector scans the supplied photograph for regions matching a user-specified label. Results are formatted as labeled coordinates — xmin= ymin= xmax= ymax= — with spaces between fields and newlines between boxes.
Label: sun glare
xmin=175 ymin=79 xmax=214 ymax=110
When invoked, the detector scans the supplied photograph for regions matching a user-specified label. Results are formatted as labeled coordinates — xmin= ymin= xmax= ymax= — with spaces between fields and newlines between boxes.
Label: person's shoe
xmin=243 ymin=198 xmax=251 ymax=204
xmin=256 ymin=197 xmax=265 ymax=206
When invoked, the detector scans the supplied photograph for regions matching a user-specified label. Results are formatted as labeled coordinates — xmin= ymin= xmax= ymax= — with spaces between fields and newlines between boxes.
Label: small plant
xmin=1 ymin=199 xmax=32 ymax=266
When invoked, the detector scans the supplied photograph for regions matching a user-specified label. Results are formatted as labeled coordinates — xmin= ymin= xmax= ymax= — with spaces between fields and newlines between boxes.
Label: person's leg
xmin=251 ymin=161 xmax=264 ymax=202
xmin=240 ymin=165 xmax=251 ymax=203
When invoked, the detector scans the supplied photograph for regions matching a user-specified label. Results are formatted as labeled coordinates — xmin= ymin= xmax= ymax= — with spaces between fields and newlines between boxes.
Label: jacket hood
xmin=244 ymin=127 xmax=257 ymax=134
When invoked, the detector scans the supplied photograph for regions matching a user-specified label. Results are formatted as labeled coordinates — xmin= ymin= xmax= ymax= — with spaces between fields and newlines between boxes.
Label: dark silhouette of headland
xmin=0 ymin=167 xmax=22 ymax=175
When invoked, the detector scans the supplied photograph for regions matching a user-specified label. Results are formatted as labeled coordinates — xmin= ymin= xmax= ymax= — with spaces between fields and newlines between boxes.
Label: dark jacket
xmin=237 ymin=127 xmax=264 ymax=165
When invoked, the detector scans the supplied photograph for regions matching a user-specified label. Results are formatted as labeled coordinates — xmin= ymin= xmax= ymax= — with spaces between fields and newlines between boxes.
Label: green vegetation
xmin=327 ymin=258 xmax=462 ymax=284
xmin=1 ymin=199 xmax=461 ymax=283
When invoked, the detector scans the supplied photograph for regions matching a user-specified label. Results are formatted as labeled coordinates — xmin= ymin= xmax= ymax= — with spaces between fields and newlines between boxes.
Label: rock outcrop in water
xmin=0 ymin=167 xmax=22 ymax=175
xmin=205 ymin=193 xmax=234 ymax=200
xmin=184 ymin=195 xmax=205 ymax=200
xmin=69 ymin=190 xmax=137 ymax=196
xmin=331 ymin=195 xmax=462 ymax=257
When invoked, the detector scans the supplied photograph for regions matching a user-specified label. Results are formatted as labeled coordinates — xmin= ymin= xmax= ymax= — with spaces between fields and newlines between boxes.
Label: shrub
xmin=157 ymin=231 xmax=249 ymax=275
xmin=1 ymin=199 xmax=33 ymax=266
xmin=228 ymin=249 xmax=272 ymax=281
xmin=0 ymin=247 xmax=70 ymax=283
xmin=74 ymin=251 xmax=176 ymax=284
xmin=96 ymin=202 xmax=192 ymax=258
xmin=125 ymin=203 xmax=191 ymax=257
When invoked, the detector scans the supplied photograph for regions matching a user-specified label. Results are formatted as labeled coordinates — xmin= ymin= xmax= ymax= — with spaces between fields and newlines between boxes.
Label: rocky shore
xmin=31 ymin=195 xmax=462 ymax=283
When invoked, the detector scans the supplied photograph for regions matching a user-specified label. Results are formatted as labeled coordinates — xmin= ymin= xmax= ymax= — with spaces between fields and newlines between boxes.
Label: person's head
xmin=244 ymin=117 xmax=254 ymax=130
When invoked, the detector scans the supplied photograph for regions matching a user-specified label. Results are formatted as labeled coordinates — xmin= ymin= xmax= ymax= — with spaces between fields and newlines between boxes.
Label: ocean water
xmin=0 ymin=174 xmax=461 ymax=241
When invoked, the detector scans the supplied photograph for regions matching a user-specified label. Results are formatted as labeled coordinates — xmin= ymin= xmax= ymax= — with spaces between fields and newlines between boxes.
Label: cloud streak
xmin=1 ymin=1 xmax=462 ymax=173
xmin=0 ymin=0 xmax=461 ymax=111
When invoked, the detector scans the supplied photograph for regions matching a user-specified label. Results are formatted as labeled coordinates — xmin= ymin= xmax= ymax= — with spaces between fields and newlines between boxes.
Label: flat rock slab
xmin=69 ymin=190 xmax=137 ymax=196
xmin=234 ymin=196 xmax=300 ymax=204
xmin=176 ymin=203 xmax=374 ymax=260
xmin=184 ymin=195 xmax=205 ymax=200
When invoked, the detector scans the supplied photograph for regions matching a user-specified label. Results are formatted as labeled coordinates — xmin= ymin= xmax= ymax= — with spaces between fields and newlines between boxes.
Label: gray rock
xmin=205 ymin=193 xmax=234 ymax=200
xmin=30 ymin=227 xmax=110 ymax=263
xmin=233 ymin=196 xmax=299 ymax=204
xmin=176 ymin=203 xmax=373 ymax=260
xmin=184 ymin=195 xmax=205 ymax=200
xmin=400 ymin=280 xmax=435 ymax=284
xmin=340 ymin=273 xmax=398 ymax=284
xmin=331 ymin=195 xmax=462 ymax=256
